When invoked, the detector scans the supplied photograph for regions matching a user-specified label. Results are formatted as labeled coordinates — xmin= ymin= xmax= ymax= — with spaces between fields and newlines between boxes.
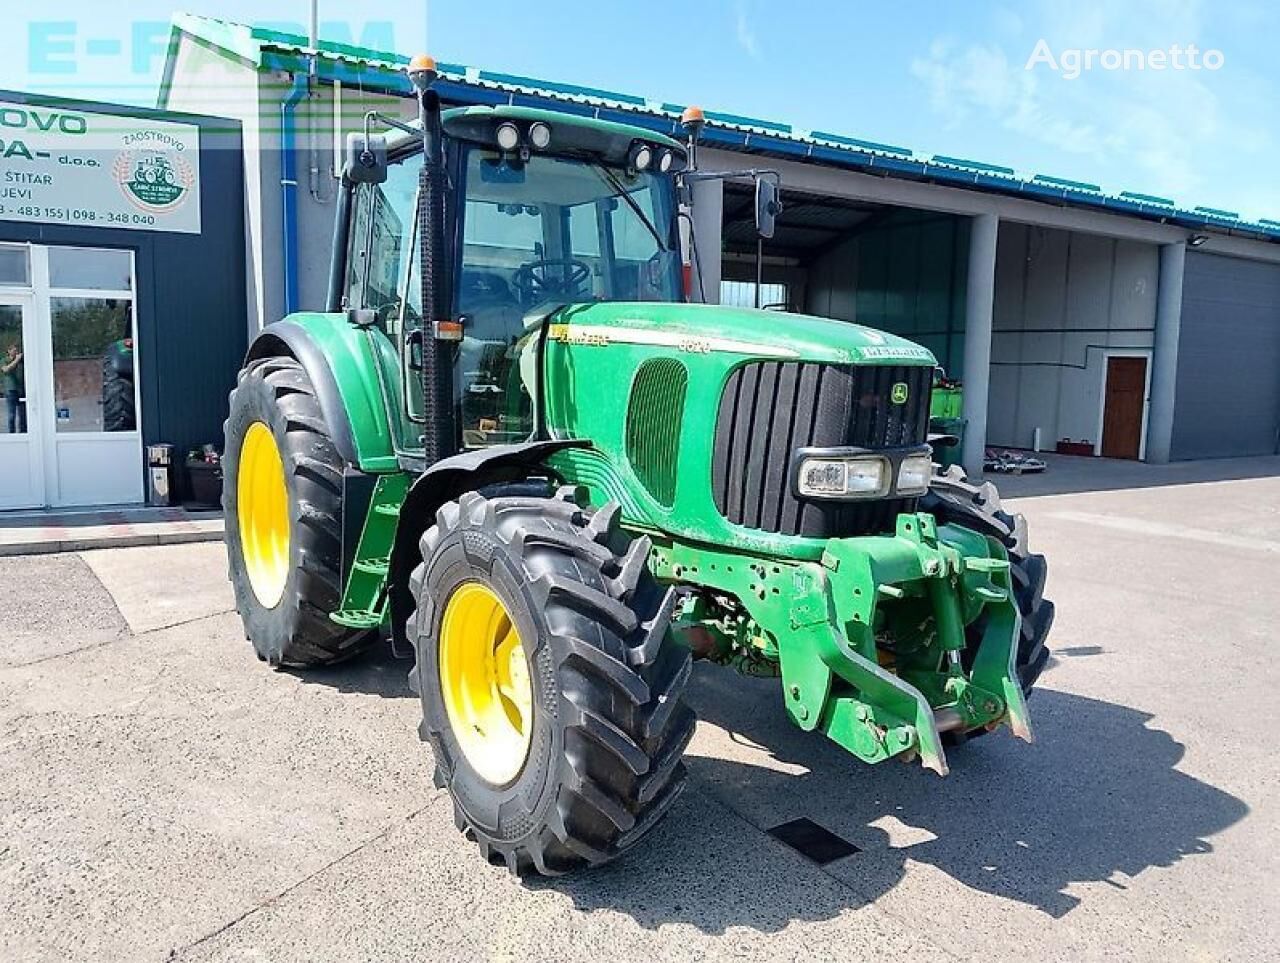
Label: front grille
xmin=711 ymin=362 xmax=932 ymax=537
xmin=625 ymin=358 xmax=688 ymax=508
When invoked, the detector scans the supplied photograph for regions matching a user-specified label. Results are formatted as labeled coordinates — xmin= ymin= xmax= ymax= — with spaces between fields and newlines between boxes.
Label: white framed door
xmin=0 ymin=243 xmax=143 ymax=510
xmin=37 ymin=246 xmax=143 ymax=507
xmin=0 ymin=292 xmax=45 ymax=509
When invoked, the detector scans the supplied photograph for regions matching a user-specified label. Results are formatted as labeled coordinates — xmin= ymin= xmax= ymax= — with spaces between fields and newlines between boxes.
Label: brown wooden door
xmin=1101 ymin=356 xmax=1147 ymax=459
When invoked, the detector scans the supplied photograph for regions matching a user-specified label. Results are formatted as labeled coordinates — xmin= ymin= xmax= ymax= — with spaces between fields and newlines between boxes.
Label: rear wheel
xmin=407 ymin=485 xmax=695 ymax=875
xmin=223 ymin=356 xmax=372 ymax=666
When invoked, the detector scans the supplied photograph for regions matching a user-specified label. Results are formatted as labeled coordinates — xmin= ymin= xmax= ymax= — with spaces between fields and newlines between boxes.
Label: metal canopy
xmin=722 ymin=184 xmax=893 ymax=261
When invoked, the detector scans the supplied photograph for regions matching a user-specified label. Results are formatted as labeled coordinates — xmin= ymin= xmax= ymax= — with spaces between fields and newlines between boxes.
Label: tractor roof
xmin=379 ymin=105 xmax=684 ymax=160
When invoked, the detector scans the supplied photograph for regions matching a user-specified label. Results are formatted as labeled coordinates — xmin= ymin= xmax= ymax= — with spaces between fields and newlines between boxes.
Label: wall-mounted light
xmin=1188 ymin=234 xmax=1209 ymax=247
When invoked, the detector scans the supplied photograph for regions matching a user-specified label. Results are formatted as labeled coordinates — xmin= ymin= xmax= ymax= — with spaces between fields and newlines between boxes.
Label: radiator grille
xmin=712 ymin=362 xmax=932 ymax=537
xmin=626 ymin=358 xmax=688 ymax=508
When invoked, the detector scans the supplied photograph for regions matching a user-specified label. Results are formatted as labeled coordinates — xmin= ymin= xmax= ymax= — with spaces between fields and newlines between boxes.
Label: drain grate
xmin=766 ymin=817 xmax=859 ymax=865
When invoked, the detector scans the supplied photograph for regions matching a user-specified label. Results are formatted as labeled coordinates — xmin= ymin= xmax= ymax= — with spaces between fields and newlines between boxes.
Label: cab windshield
xmin=344 ymin=143 xmax=683 ymax=454
xmin=455 ymin=147 xmax=682 ymax=325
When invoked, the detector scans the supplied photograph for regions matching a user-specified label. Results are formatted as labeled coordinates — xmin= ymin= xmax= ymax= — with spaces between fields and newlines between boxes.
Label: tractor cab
xmin=336 ymin=104 xmax=690 ymax=452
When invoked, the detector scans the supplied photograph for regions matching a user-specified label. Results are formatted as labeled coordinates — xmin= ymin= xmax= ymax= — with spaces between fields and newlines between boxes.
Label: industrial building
xmin=157 ymin=14 xmax=1280 ymax=476
xmin=3 ymin=13 xmax=1277 ymax=511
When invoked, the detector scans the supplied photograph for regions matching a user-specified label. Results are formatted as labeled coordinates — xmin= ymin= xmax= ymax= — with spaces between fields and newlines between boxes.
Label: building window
xmin=50 ymin=297 xmax=135 ymax=433
xmin=48 ymin=247 xmax=133 ymax=291
xmin=720 ymin=280 xmax=789 ymax=310
xmin=0 ymin=245 xmax=30 ymax=287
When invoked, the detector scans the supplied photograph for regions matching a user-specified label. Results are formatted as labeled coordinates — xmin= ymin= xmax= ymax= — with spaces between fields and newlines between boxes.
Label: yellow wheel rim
xmin=438 ymin=582 xmax=534 ymax=785
xmin=237 ymin=421 xmax=290 ymax=609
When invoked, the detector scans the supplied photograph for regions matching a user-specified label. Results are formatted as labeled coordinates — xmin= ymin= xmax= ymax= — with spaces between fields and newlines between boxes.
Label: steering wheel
xmin=513 ymin=258 xmax=592 ymax=302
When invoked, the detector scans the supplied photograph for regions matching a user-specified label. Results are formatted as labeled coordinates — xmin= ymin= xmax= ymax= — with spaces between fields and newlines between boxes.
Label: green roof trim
xmin=1193 ymin=206 xmax=1240 ymax=220
xmin=932 ymin=156 xmax=1017 ymax=177
xmin=1033 ymin=174 xmax=1102 ymax=193
xmin=172 ymin=12 xmax=263 ymax=65
xmin=701 ymin=109 xmax=791 ymax=134
xmin=477 ymin=70 xmax=647 ymax=106
xmin=164 ymin=12 xmax=1279 ymax=239
xmin=810 ymin=131 xmax=912 ymax=158
xmin=1119 ymin=191 xmax=1176 ymax=207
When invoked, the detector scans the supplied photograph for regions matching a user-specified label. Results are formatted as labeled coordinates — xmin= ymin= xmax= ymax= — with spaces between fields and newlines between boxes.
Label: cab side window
xmin=343 ymin=156 xmax=422 ymax=327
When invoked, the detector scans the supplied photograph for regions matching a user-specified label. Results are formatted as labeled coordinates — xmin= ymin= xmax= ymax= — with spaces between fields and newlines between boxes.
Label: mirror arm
xmin=363 ymin=109 xmax=420 ymax=140
xmin=682 ymin=168 xmax=781 ymax=184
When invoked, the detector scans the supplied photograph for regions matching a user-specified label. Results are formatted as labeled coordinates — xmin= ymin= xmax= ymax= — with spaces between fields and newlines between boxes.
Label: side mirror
xmin=755 ymin=176 xmax=781 ymax=239
xmin=344 ymin=132 xmax=388 ymax=185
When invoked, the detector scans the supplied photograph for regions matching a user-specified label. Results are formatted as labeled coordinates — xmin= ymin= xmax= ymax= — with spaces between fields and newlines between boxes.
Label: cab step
xmin=330 ymin=609 xmax=383 ymax=629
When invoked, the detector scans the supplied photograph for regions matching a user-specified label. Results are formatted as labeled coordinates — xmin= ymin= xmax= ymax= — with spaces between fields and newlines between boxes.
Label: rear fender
xmin=245 ymin=313 xmax=398 ymax=471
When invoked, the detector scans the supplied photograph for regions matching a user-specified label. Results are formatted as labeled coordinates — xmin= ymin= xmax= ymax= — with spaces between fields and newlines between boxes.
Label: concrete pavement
xmin=1 ymin=472 xmax=1276 ymax=962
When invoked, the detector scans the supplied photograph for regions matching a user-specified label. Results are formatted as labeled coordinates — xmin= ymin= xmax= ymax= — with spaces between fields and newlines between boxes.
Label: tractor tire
xmin=919 ymin=465 xmax=1054 ymax=695
xmin=101 ymin=363 xmax=135 ymax=432
xmin=223 ymin=356 xmax=373 ymax=667
xmin=407 ymin=484 xmax=695 ymax=876
xmin=102 ymin=343 xmax=135 ymax=432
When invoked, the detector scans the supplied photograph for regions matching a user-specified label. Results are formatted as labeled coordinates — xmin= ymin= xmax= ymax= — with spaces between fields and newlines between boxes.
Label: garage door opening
xmin=720 ymin=183 xmax=968 ymax=376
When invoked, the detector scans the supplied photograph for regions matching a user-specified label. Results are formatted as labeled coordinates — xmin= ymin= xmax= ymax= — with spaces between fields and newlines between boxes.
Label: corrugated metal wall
xmin=805 ymin=212 xmax=968 ymax=376
xmin=986 ymin=223 xmax=1158 ymax=451
xmin=1171 ymin=252 xmax=1280 ymax=459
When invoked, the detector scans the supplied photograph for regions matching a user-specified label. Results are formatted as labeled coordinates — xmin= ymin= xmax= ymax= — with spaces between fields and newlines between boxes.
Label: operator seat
xmin=458 ymin=270 xmax=522 ymax=344
xmin=457 ymin=271 xmax=523 ymax=439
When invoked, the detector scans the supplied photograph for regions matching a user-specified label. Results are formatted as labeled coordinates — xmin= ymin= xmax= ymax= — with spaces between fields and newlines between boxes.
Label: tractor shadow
xmin=284 ymin=642 xmax=415 ymax=699
xmin=538 ymin=664 xmax=1249 ymax=933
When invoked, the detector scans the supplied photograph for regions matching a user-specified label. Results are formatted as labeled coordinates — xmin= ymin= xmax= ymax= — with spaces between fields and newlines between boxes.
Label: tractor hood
xmin=547 ymin=301 xmax=936 ymax=367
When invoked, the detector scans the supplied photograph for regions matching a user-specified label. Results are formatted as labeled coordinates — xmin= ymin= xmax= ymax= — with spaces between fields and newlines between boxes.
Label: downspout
xmin=280 ymin=72 xmax=309 ymax=315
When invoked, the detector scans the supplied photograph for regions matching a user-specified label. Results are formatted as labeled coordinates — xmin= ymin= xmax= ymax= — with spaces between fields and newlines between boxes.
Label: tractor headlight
xmin=896 ymin=453 xmax=933 ymax=496
xmin=629 ymin=143 xmax=653 ymax=171
xmin=528 ymin=121 xmax=552 ymax=149
xmin=796 ymin=455 xmax=889 ymax=499
xmin=496 ymin=122 xmax=521 ymax=151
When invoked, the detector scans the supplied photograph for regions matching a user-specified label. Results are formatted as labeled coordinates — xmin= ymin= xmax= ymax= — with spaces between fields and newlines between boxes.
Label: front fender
xmin=386 ymin=440 xmax=589 ymax=651
xmin=245 ymin=313 xmax=398 ymax=471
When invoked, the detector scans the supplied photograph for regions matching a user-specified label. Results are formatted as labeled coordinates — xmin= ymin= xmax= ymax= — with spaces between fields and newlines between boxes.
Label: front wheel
xmin=407 ymin=485 xmax=695 ymax=875
xmin=921 ymin=465 xmax=1054 ymax=696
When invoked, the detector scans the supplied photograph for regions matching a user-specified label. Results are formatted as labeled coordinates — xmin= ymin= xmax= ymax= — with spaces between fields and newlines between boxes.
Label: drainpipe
xmin=280 ymin=72 xmax=309 ymax=315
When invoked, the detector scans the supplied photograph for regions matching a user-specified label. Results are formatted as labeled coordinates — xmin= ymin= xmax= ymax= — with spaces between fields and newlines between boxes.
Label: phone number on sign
xmin=0 ymin=205 xmax=157 ymax=226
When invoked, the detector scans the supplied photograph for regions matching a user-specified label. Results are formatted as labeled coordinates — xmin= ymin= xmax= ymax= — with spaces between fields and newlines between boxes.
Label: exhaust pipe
xmin=408 ymin=56 xmax=458 ymax=466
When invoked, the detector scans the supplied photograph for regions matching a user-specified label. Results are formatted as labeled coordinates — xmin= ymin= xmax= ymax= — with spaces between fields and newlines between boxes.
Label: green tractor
xmin=224 ymin=57 xmax=1053 ymax=875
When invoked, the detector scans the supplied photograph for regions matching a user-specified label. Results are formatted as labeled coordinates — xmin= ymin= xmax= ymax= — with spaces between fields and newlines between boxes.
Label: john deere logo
xmin=891 ymin=382 xmax=910 ymax=404
xmin=112 ymin=149 xmax=194 ymax=213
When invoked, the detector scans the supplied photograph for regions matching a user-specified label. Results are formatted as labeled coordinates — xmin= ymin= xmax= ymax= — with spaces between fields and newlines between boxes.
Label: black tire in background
xmin=101 ymin=344 xmax=135 ymax=432
xmin=408 ymin=485 xmax=695 ymax=876
xmin=223 ymin=356 xmax=372 ymax=666
xmin=920 ymin=465 xmax=1054 ymax=695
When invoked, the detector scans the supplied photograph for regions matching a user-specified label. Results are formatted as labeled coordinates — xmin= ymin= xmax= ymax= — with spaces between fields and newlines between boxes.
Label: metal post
xmin=961 ymin=213 xmax=998 ymax=478
xmin=755 ymin=237 xmax=763 ymax=308
xmin=1147 ymin=241 xmax=1186 ymax=463
xmin=689 ymin=177 xmax=723 ymax=304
